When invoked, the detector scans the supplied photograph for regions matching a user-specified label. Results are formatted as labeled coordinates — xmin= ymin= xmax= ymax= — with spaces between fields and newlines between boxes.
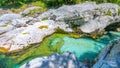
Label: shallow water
xmin=61 ymin=37 xmax=105 ymax=60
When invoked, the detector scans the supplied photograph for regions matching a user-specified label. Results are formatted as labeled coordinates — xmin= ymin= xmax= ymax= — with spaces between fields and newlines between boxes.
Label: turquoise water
xmin=61 ymin=37 xmax=105 ymax=60
xmin=60 ymin=31 xmax=120 ymax=61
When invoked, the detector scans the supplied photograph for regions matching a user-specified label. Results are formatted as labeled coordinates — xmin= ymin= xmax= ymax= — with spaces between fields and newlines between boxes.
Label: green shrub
xmin=0 ymin=0 xmax=120 ymax=8
xmin=118 ymin=8 xmax=120 ymax=15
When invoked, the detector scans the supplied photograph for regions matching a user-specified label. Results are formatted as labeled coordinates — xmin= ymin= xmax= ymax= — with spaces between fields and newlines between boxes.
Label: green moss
xmin=10 ymin=1 xmax=47 ymax=13
xmin=55 ymin=28 xmax=69 ymax=34
xmin=29 ymin=8 xmax=41 ymax=13
xmin=105 ymin=9 xmax=112 ymax=16
xmin=75 ymin=0 xmax=82 ymax=4
xmin=31 ymin=1 xmax=46 ymax=9
xmin=26 ymin=1 xmax=47 ymax=16
xmin=69 ymin=33 xmax=81 ymax=38
xmin=42 ymin=17 xmax=48 ymax=21
xmin=27 ymin=7 xmax=45 ymax=16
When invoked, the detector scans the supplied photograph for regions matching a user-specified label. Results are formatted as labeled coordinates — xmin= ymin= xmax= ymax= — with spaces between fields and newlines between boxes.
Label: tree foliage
xmin=0 ymin=0 xmax=120 ymax=7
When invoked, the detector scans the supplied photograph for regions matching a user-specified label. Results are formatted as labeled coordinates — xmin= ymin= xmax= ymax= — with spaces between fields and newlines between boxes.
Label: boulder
xmin=93 ymin=39 xmax=120 ymax=68
xmin=37 ymin=2 xmax=120 ymax=33
xmin=20 ymin=52 xmax=89 ymax=68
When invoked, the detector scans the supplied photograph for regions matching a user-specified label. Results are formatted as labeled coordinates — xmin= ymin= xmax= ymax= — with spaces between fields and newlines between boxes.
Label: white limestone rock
xmin=80 ymin=16 xmax=114 ymax=33
xmin=37 ymin=2 xmax=120 ymax=33
xmin=0 ymin=24 xmax=14 ymax=34
xmin=0 ymin=27 xmax=25 ymax=49
xmin=7 ymin=20 xmax=70 ymax=51
xmin=0 ymin=14 xmax=21 ymax=21
xmin=0 ymin=19 xmax=71 ymax=51
xmin=20 ymin=52 xmax=87 ymax=68
xmin=11 ymin=17 xmax=34 ymax=27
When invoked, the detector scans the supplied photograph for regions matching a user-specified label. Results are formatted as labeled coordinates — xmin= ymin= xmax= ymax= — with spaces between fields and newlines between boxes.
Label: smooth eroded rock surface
xmin=20 ymin=52 xmax=89 ymax=68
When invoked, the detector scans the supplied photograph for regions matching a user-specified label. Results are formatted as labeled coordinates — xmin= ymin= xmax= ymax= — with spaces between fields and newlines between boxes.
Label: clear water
xmin=60 ymin=31 xmax=120 ymax=61
xmin=61 ymin=37 xmax=105 ymax=60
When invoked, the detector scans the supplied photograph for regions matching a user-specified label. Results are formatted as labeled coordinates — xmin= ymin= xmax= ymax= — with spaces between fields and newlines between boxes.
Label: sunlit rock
xmin=7 ymin=20 xmax=70 ymax=51
xmin=80 ymin=16 xmax=114 ymax=33
xmin=0 ymin=27 xmax=25 ymax=49
xmin=37 ymin=2 xmax=120 ymax=33
xmin=0 ymin=25 xmax=14 ymax=34
xmin=0 ymin=14 xmax=21 ymax=21
xmin=20 ymin=52 xmax=88 ymax=68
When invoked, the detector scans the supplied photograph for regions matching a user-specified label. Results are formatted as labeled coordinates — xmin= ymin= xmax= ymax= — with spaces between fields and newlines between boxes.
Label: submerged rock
xmin=20 ymin=52 xmax=89 ymax=68
xmin=93 ymin=39 xmax=120 ymax=68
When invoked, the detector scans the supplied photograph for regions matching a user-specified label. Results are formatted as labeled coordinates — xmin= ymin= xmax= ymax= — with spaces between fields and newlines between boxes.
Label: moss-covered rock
xmin=21 ymin=6 xmax=44 ymax=16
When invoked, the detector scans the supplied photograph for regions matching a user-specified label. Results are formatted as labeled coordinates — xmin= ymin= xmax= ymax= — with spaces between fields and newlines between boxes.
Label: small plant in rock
xmin=105 ymin=9 xmax=112 ymax=16
xmin=42 ymin=17 xmax=49 ymax=21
